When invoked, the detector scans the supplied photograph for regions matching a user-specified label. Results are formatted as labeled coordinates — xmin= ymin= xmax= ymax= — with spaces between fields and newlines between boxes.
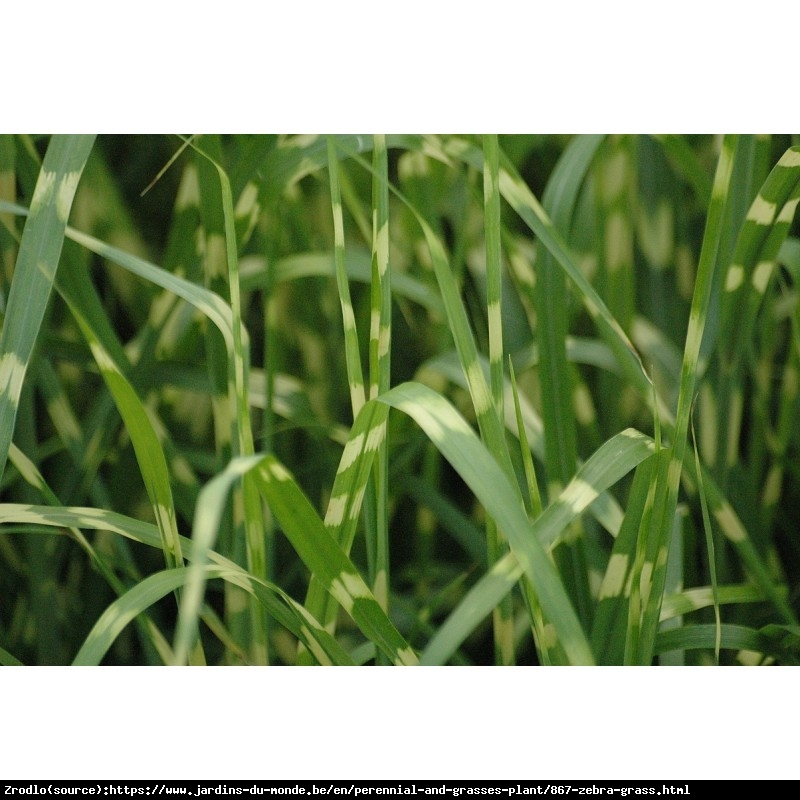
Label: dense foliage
xmin=1 ymin=134 xmax=799 ymax=665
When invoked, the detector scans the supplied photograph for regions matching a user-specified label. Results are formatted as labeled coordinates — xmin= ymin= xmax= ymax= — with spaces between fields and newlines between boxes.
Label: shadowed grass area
xmin=1 ymin=133 xmax=799 ymax=665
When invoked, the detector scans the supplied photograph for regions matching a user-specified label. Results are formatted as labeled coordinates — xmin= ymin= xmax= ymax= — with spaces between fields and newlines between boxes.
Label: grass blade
xmin=634 ymin=135 xmax=738 ymax=664
xmin=0 ymin=135 xmax=95 ymax=480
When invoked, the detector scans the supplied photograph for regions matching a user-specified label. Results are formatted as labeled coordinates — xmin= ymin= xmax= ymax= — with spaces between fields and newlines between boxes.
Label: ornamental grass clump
xmin=0 ymin=134 xmax=798 ymax=665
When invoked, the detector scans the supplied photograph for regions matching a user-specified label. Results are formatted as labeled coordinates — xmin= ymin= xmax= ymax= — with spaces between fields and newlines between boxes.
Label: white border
xmin=2 ymin=668 xmax=796 ymax=780
xmin=4 ymin=2 xmax=797 ymax=132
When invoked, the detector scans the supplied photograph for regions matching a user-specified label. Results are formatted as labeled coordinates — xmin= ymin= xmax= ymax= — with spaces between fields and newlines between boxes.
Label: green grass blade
xmin=654 ymin=135 xmax=713 ymax=209
xmin=691 ymin=400 xmax=720 ymax=663
xmin=71 ymin=308 xmax=184 ymax=571
xmin=419 ymin=551 xmax=523 ymax=665
xmin=0 ymin=135 xmax=95 ymax=480
xmin=250 ymin=453 xmax=418 ymax=665
xmin=483 ymin=134 xmax=514 ymax=664
xmin=509 ymin=358 xmax=543 ymax=518
xmin=654 ymin=623 xmax=800 ymax=663
xmin=537 ymin=135 xmax=604 ymax=489
xmin=56 ymin=222 xmax=238 ymax=358
xmin=173 ymin=454 xmax=261 ymax=665
xmin=301 ymin=396 xmax=389 ymax=646
xmin=484 ymin=135 xmax=505 ymax=431
xmin=660 ymin=583 xmax=786 ymax=621
xmin=74 ymin=567 xmax=199 ymax=666
xmin=327 ymin=138 xmax=366 ymax=416
xmin=652 ymin=623 xmax=763 ymax=658
xmin=74 ymin=563 xmax=354 ymax=667
xmin=595 ymin=135 xmax=637 ymax=433
xmin=368 ymin=135 xmax=392 ymax=635
xmin=590 ymin=455 xmax=658 ymax=664
xmin=635 ymin=135 xmax=738 ymax=664
xmin=186 ymin=136 xmax=256 ymax=460
xmin=0 ymin=645 xmax=23 ymax=666
xmin=240 ymin=249 xmax=444 ymax=315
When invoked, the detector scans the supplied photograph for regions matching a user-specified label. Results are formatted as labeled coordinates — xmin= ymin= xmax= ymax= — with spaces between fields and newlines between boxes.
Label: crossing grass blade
xmin=75 ymin=564 xmax=354 ymax=667
xmin=268 ymin=376 xmax=594 ymax=664
xmin=379 ymin=382 xmax=601 ymax=664
xmin=418 ymin=425 xmax=656 ymax=665
xmin=423 ymin=349 xmax=625 ymax=539
xmin=6 ymin=441 xmax=176 ymax=663
xmin=298 ymin=394 xmax=389 ymax=663
xmin=0 ymin=502 xmax=353 ymax=666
